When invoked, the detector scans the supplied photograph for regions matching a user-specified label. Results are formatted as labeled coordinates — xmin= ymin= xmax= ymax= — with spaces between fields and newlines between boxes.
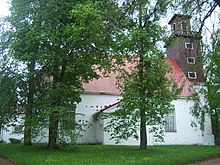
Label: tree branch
xmin=214 ymin=0 xmax=220 ymax=7
xmin=198 ymin=2 xmax=217 ymax=34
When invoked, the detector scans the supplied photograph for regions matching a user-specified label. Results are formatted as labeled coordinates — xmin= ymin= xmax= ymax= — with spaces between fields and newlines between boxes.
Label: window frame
xmin=187 ymin=57 xmax=196 ymax=64
xmin=164 ymin=109 xmax=176 ymax=132
xmin=185 ymin=43 xmax=193 ymax=49
xmin=13 ymin=125 xmax=23 ymax=133
xmin=188 ymin=72 xmax=197 ymax=79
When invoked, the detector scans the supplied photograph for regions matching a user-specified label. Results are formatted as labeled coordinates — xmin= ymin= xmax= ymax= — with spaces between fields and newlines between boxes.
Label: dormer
xmin=168 ymin=14 xmax=192 ymax=36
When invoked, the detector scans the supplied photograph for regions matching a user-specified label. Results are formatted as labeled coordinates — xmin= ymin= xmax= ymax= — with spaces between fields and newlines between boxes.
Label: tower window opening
xmin=185 ymin=43 xmax=193 ymax=49
xmin=187 ymin=57 xmax=196 ymax=64
xmin=181 ymin=21 xmax=188 ymax=33
xmin=188 ymin=72 xmax=197 ymax=79
xmin=171 ymin=23 xmax=176 ymax=32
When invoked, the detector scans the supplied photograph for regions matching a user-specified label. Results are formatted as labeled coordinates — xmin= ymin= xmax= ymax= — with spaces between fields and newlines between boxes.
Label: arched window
xmin=181 ymin=21 xmax=187 ymax=33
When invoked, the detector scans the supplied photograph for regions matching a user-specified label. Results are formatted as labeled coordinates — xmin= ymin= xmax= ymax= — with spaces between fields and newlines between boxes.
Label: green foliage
xmin=189 ymin=88 xmax=208 ymax=132
xmin=189 ymin=28 xmax=220 ymax=144
xmin=104 ymin=57 xmax=179 ymax=143
xmin=0 ymin=21 xmax=18 ymax=126
xmin=1 ymin=0 xmax=125 ymax=149
xmin=205 ymin=29 xmax=220 ymax=111
xmin=186 ymin=23 xmax=220 ymax=144
xmin=165 ymin=36 xmax=185 ymax=49
xmin=104 ymin=0 xmax=180 ymax=148
xmin=205 ymin=29 xmax=220 ymax=143
xmin=0 ymin=55 xmax=18 ymax=128
xmin=172 ymin=0 xmax=220 ymax=144
xmin=57 ymin=106 xmax=82 ymax=146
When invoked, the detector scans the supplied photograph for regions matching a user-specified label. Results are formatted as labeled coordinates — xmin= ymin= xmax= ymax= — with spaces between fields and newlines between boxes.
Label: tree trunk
xmin=24 ymin=111 xmax=32 ymax=145
xmin=138 ymin=60 xmax=147 ymax=150
xmin=138 ymin=4 xmax=147 ymax=149
xmin=140 ymin=108 xmax=147 ymax=150
xmin=212 ymin=110 xmax=220 ymax=145
xmin=47 ymin=63 xmax=67 ymax=150
xmin=24 ymin=58 xmax=35 ymax=145
xmin=48 ymin=111 xmax=59 ymax=150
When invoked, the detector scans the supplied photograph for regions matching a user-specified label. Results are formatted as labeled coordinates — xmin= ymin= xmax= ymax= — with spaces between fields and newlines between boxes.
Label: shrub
xmin=9 ymin=138 xmax=22 ymax=144
xmin=0 ymin=140 xmax=6 ymax=143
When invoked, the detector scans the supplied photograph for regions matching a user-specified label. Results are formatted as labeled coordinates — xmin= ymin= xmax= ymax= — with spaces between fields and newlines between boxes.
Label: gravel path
xmin=0 ymin=157 xmax=15 ymax=165
xmin=185 ymin=156 xmax=220 ymax=165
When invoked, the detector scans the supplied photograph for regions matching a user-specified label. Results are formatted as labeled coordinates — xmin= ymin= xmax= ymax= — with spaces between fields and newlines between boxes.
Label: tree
xmin=0 ymin=57 xmax=18 ymax=129
xmin=43 ymin=0 xmax=124 ymax=150
xmin=204 ymin=30 xmax=220 ymax=144
xmin=6 ymin=0 xmax=49 ymax=145
xmin=3 ymin=0 xmax=124 ymax=150
xmin=104 ymin=0 xmax=179 ymax=150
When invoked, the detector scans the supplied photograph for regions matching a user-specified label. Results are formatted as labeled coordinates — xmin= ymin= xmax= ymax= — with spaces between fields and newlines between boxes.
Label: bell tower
xmin=167 ymin=14 xmax=205 ymax=83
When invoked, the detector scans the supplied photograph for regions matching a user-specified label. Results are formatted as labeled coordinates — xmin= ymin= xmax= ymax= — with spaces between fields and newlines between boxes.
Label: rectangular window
xmin=165 ymin=109 xmax=176 ymax=132
xmin=187 ymin=57 xmax=196 ymax=64
xmin=185 ymin=43 xmax=193 ymax=49
xmin=188 ymin=72 xmax=197 ymax=79
xmin=13 ymin=126 xmax=23 ymax=133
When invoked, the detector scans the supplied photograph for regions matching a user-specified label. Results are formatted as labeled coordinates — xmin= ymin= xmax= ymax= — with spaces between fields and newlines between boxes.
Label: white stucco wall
xmin=76 ymin=93 xmax=121 ymax=144
xmin=156 ymin=99 xmax=214 ymax=145
xmin=103 ymin=98 xmax=214 ymax=146
xmin=1 ymin=114 xmax=24 ymax=143
xmin=1 ymin=93 xmax=121 ymax=144
xmin=1 ymin=93 xmax=214 ymax=146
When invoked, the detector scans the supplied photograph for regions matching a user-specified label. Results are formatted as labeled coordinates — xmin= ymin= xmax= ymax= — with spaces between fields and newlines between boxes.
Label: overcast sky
xmin=0 ymin=0 xmax=10 ymax=18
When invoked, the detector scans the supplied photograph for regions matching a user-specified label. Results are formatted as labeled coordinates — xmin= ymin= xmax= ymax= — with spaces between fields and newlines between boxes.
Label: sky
xmin=0 ymin=0 xmax=10 ymax=18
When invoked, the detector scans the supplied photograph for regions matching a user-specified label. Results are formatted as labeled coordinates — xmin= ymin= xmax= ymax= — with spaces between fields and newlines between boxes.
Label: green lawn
xmin=0 ymin=144 xmax=220 ymax=165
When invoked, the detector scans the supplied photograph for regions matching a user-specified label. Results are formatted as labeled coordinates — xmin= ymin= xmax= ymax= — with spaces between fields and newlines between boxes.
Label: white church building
xmin=0 ymin=14 xmax=215 ymax=145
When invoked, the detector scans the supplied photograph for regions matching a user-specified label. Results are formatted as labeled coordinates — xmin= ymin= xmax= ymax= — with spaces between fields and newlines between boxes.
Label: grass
xmin=0 ymin=144 xmax=220 ymax=165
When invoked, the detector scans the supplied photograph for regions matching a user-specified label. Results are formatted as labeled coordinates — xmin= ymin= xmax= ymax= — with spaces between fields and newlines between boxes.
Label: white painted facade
xmin=0 ymin=114 xmax=24 ymax=143
xmin=78 ymin=94 xmax=214 ymax=146
xmin=76 ymin=93 xmax=121 ymax=144
xmin=0 ymin=93 xmax=214 ymax=145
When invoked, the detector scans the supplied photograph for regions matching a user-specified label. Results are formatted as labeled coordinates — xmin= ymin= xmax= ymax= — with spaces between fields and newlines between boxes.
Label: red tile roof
xmin=166 ymin=58 xmax=194 ymax=97
xmin=83 ymin=58 xmax=194 ymax=97
xmin=83 ymin=71 xmax=121 ymax=95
